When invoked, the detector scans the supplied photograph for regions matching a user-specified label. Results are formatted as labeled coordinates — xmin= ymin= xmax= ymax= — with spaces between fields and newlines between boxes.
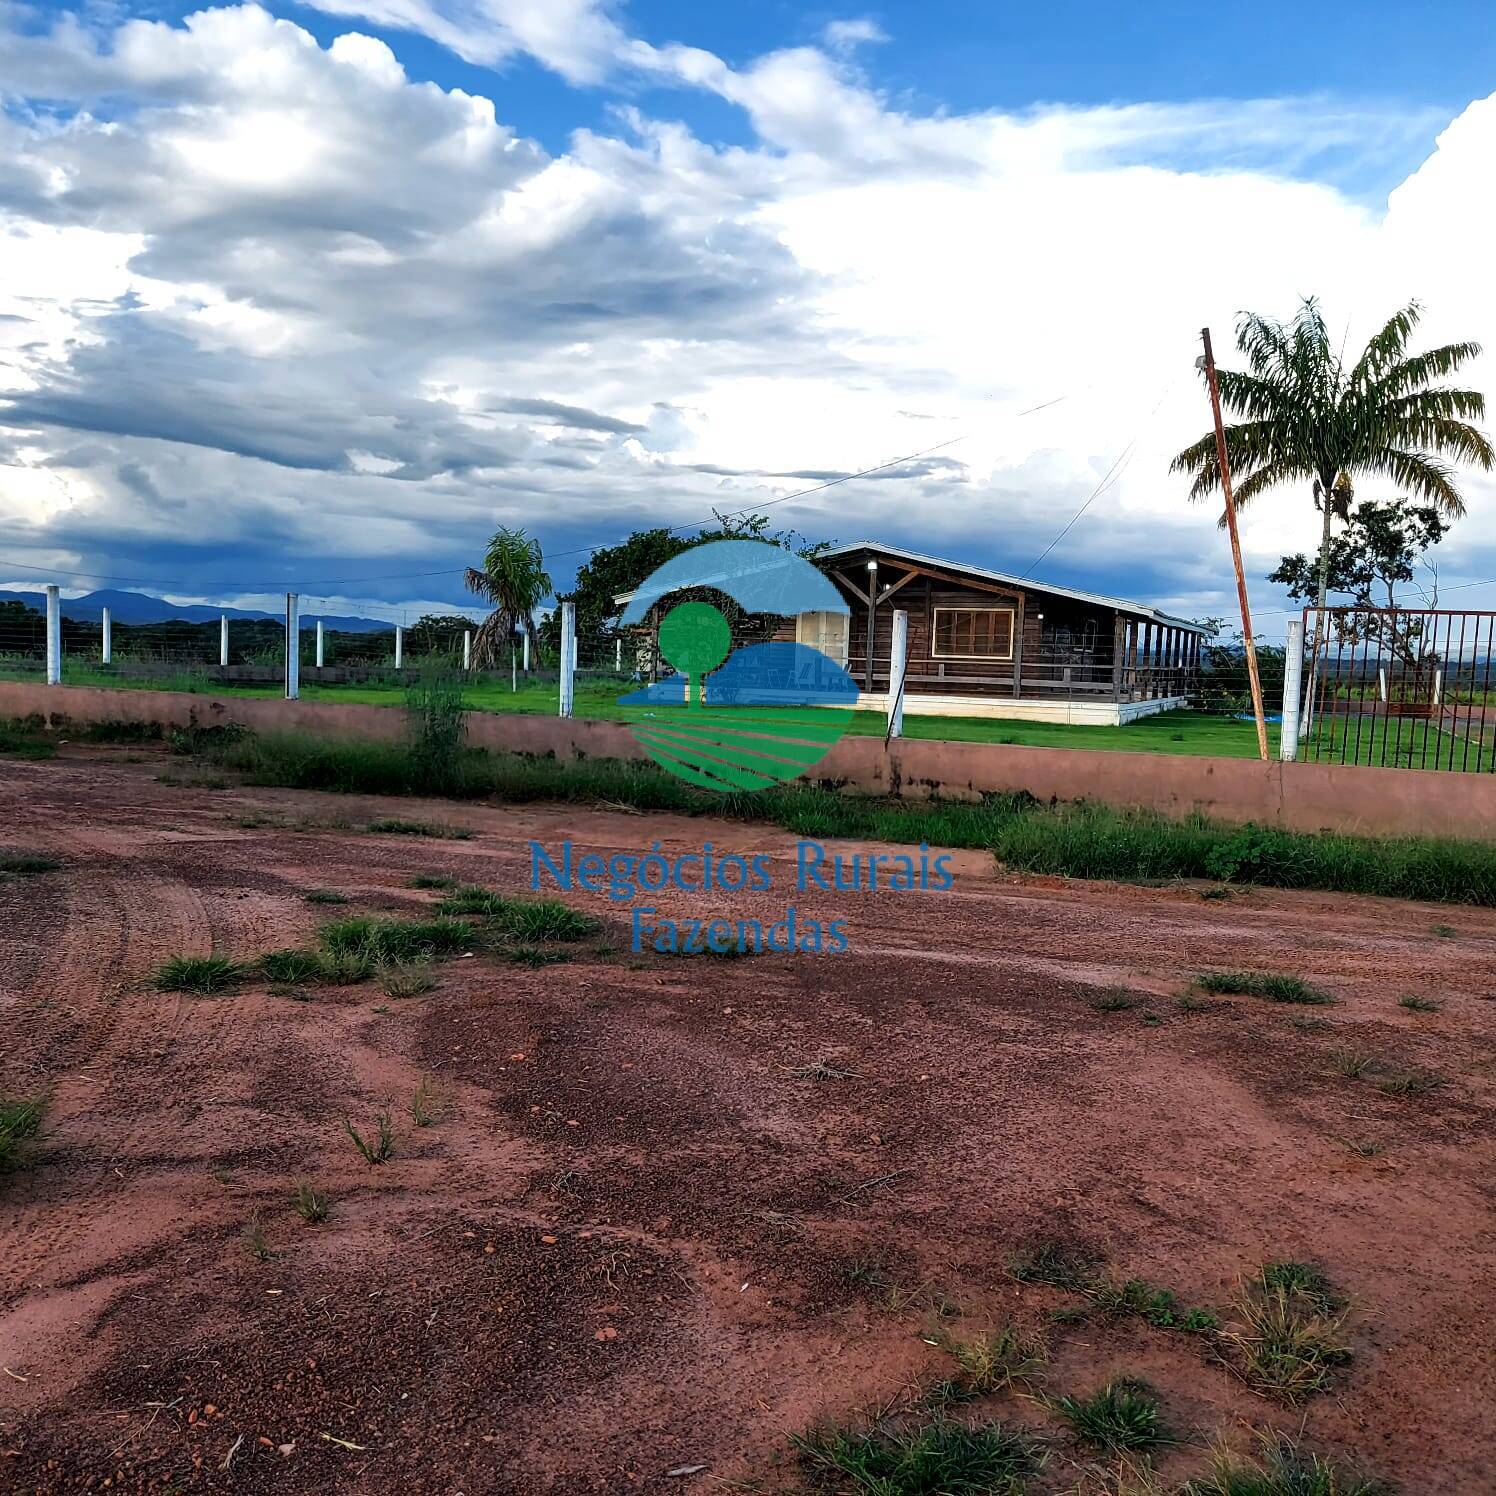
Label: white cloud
xmin=822 ymin=18 xmax=889 ymax=53
xmin=0 ymin=4 xmax=1493 ymax=629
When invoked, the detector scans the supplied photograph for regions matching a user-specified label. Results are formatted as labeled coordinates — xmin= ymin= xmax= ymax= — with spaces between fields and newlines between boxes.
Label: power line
xmin=0 ymin=394 xmax=1068 ymax=595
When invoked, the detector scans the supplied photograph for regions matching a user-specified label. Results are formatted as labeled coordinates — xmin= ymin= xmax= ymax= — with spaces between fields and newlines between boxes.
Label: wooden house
xmin=620 ymin=539 xmax=1207 ymax=725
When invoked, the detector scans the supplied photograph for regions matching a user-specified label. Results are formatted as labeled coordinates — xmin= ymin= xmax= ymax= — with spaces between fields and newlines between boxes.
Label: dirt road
xmin=2 ymin=749 xmax=1494 ymax=1492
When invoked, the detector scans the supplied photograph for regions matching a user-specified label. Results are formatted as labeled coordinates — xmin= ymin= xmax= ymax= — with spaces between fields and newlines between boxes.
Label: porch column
xmin=1111 ymin=616 xmax=1126 ymax=702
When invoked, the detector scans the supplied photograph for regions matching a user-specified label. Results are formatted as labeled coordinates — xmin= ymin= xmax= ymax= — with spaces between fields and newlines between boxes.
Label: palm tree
xmin=1172 ymin=298 xmax=1490 ymax=624
xmin=464 ymin=526 xmax=552 ymax=671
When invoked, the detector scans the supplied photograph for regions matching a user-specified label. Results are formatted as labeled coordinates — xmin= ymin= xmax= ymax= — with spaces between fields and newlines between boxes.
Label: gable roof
xmin=815 ymin=541 xmax=1209 ymax=635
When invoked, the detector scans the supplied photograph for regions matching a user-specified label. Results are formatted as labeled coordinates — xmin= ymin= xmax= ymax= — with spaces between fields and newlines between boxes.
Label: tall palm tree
xmin=464 ymin=526 xmax=552 ymax=671
xmin=1172 ymin=298 xmax=1491 ymax=629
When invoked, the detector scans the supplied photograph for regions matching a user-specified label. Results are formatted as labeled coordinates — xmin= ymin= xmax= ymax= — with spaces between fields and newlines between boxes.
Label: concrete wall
xmin=5 ymin=680 xmax=1495 ymax=842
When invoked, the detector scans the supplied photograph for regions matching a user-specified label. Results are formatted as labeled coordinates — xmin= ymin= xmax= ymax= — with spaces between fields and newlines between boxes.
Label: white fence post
xmin=45 ymin=584 xmax=61 ymax=685
xmin=393 ymin=626 xmax=403 ymax=670
xmin=888 ymin=608 xmax=908 ymax=739
xmin=462 ymin=630 xmax=471 ymax=671
xmin=559 ymin=600 xmax=575 ymax=718
xmin=220 ymin=614 xmax=229 ymax=668
xmin=615 ymin=636 xmax=622 ymax=672
xmin=101 ymin=606 xmax=112 ymax=666
xmin=285 ymin=593 xmax=300 ymax=700
xmin=315 ymin=619 xmax=325 ymax=669
xmin=522 ymin=632 xmax=530 ymax=672
xmin=1280 ymin=618 xmax=1304 ymax=762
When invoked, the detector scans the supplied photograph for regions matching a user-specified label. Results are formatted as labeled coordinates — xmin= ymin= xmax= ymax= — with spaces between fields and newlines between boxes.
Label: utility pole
xmin=1200 ymin=328 xmax=1269 ymax=761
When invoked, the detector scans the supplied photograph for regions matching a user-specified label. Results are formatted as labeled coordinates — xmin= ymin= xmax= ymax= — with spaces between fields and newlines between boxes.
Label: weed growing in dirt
xmin=320 ymin=948 xmax=376 ymax=985
xmin=320 ymin=916 xmax=470 ymax=964
xmin=932 ymin=1325 xmax=1046 ymax=1401
xmin=1429 ymin=923 xmax=1456 ymax=937
xmin=1181 ymin=1433 xmax=1381 ymax=1495
xmin=1174 ymin=992 xmax=1215 ymax=1013
xmin=0 ymin=720 xmax=57 ymax=759
xmin=1341 ymin=1137 xmax=1386 ymax=1158
xmin=1376 ymin=1066 xmax=1445 ymax=1098
xmin=0 ymin=848 xmax=60 ymax=880
xmin=1223 ymin=1267 xmax=1351 ymax=1402
xmin=1008 ymin=1240 xmax=1098 ymax=1290
xmin=292 ymin=1180 xmax=330 ymax=1223
xmin=1092 ymin=1278 xmax=1219 ymax=1332
xmin=1196 ymin=971 xmax=1334 ymax=1005
xmin=409 ymin=874 xmax=456 ymax=889
xmin=365 ymin=818 xmax=473 ymax=839
xmin=154 ymin=954 xmax=248 ymax=994
xmin=260 ymin=949 xmax=329 ymax=984
xmin=345 ymin=1113 xmax=394 ymax=1164
xmin=380 ymin=960 xmax=435 ymax=998
xmin=303 ymin=888 xmax=349 ymax=905
xmin=1090 ymin=987 xmax=1142 ymax=1013
xmin=494 ymin=897 xmax=598 ymax=942
xmin=1398 ymin=995 xmax=1439 ymax=1012
xmin=406 ymin=665 xmax=467 ymax=795
xmin=410 ymin=1076 xmax=450 ymax=1127
xmin=1328 ymin=1049 xmax=1378 ymax=1079
xmin=1258 ymin=1262 xmax=1339 ymax=1311
xmin=0 ymin=1096 xmax=44 ymax=1174
xmin=505 ymin=944 xmax=571 ymax=967
xmin=794 ymin=1418 xmax=1036 ymax=1494
xmin=1054 ymin=1379 xmax=1172 ymax=1452
xmin=437 ymin=883 xmax=508 ymax=916
xmin=242 ymin=1214 xmax=277 ymax=1261
xmin=184 ymin=729 xmax=1496 ymax=905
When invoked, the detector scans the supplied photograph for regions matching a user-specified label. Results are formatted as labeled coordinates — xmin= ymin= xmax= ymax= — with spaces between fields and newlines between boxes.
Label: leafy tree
xmin=464 ymin=525 xmax=552 ymax=669
xmin=542 ymin=511 xmax=833 ymax=660
xmin=405 ymin=613 xmax=478 ymax=658
xmin=1171 ymin=298 xmax=1490 ymax=659
xmin=1270 ymin=499 xmax=1448 ymax=671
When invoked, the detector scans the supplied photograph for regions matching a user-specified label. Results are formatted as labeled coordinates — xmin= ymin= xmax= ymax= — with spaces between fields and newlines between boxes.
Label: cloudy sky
xmin=1 ymin=0 xmax=1495 ymax=630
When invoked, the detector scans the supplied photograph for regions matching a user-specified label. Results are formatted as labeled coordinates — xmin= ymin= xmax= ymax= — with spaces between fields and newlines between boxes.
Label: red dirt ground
xmin=2 ymin=747 xmax=1494 ymax=1494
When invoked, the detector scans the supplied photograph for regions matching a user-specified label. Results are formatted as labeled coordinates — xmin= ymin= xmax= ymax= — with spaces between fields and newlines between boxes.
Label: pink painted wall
xmin=4 ymin=680 xmax=1495 ymax=842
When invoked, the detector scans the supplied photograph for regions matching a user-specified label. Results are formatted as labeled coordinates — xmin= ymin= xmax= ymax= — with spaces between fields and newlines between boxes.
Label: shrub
xmin=405 ymin=665 xmax=467 ymax=795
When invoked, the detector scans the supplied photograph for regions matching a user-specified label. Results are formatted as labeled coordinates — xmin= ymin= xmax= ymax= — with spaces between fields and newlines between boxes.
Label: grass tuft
xmin=345 ymin=1112 xmax=395 ymax=1164
xmin=1053 ymin=1378 xmax=1171 ymax=1452
xmin=410 ymin=1075 xmax=450 ymax=1127
xmin=794 ymin=1417 xmax=1036 ymax=1494
xmin=320 ymin=916 xmax=470 ymax=964
xmin=0 ymin=848 xmax=60 ymax=880
xmin=409 ymin=873 xmax=456 ymax=890
xmin=292 ymin=1179 xmax=330 ymax=1222
xmin=259 ymin=948 xmax=328 ymax=984
xmin=154 ymin=954 xmax=247 ymax=994
xmin=1090 ymin=987 xmax=1142 ymax=1013
xmin=0 ymin=1096 xmax=45 ymax=1174
xmin=1182 ymin=1433 xmax=1382 ymax=1495
xmin=934 ymin=1325 xmax=1046 ymax=1399
xmin=1196 ymin=971 xmax=1334 ymax=1005
xmin=1008 ymin=1240 xmax=1098 ymax=1290
xmin=1397 ymin=994 xmax=1439 ymax=1013
xmin=1222 ymin=1266 xmax=1351 ymax=1402
xmin=242 ymin=1214 xmax=277 ymax=1261
xmin=364 ymin=817 xmax=473 ymax=839
xmin=303 ymin=888 xmax=349 ymax=905
xmin=379 ymin=960 xmax=435 ymax=998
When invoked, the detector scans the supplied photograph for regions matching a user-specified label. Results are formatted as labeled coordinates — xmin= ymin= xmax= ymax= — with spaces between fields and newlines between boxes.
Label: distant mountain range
xmin=0 ymin=587 xmax=395 ymax=633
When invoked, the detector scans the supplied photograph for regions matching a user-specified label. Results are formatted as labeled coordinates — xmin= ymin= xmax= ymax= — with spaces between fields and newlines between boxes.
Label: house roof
xmin=815 ymin=541 xmax=1209 ymax=634
xmin=614 ymin=537 xmax=1207 ymax=635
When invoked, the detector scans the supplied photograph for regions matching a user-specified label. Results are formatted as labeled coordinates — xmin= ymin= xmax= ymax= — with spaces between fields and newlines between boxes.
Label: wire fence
xmin=7 ymin=585 xmax=1496 ymax=772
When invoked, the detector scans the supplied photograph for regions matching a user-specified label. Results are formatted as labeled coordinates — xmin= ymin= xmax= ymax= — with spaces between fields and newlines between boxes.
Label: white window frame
xmin=930 ymin=605 xmax=1015 ymax=662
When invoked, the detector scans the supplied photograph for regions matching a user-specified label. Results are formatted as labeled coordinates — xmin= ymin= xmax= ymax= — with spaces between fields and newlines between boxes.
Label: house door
xmin=796 ymin=611 xmax=849 ymax=666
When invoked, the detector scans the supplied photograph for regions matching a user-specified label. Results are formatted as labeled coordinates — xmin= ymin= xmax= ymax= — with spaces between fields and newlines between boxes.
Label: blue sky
xmin=2 ymin=0 xmax=1495 ymax=629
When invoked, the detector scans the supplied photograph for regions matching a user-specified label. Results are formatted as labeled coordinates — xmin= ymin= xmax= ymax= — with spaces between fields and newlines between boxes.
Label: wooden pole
xmin=1201 ymin=328 xmax=1269 ymax=761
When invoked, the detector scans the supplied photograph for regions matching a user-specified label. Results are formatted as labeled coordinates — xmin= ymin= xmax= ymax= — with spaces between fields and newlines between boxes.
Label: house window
xmin=932 ymin=607 xmax=1014 ymax=661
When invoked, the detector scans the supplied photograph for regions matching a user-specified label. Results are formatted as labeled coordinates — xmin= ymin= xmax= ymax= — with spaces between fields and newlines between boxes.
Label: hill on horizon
xmin=0 ymin=587 xmax=397 ymax=633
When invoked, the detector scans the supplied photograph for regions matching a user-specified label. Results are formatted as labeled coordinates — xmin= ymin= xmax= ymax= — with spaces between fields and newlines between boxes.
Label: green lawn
xmin=4 ymin=660 xmax=1293 ymax=760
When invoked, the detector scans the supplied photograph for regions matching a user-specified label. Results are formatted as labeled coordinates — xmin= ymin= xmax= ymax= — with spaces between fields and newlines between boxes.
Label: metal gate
xmin=1301 ymin=606 xmax=1496 ymax=771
